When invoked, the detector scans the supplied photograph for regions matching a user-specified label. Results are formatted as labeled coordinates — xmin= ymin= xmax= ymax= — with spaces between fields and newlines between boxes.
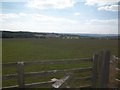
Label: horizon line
xmin=0 ymin=30 xmax=119 ymax=35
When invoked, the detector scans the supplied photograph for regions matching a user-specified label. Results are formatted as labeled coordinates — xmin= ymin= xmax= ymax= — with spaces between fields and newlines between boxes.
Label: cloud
xmin=85 ymin=0 xmax=119 ymax=12
xmin=83 ymin=19 xmax=118 ymax=34
xmin=74 ymin=12 xmax=80 ymax=16
xmin=0 ymin=0 xmax=27 ymax=2
xmin=98 ymin=5 xmax=120 ymax=11
xmin=0 ymin=13 xmax=27 ymax=19
xmin=26 ymin=0 xmax=76 ymax=9
xmin=85 ymin=0 xmax=119 ymax=6
xmin=0 ymin=13 xmax=77 ymax=23
xmin=32 ymin=14 xmax=74 ymax=23
xmin=87 ymin=19 xmax=118 ymax=25
xmin=0 ymin=13 xmax=78 ymax=32
xmin=0 ymin=13 xmax=19 ymax=19
xmin=19 ymin=13 xmax=27 ymax=16
xmin=0 ymin=13 xmax=118 ymax=34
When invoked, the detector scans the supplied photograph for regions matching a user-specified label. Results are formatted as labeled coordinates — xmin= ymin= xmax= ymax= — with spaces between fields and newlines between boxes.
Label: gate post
xmin=17 ymin=62 xmax=25 ymax=88
xmin=99 ymin=50 xmax=111 ymax=88
xmin=109 ymin=55 xmax=118 ymax=88
xmin=92 ymin=53 xmax=99 ymax=88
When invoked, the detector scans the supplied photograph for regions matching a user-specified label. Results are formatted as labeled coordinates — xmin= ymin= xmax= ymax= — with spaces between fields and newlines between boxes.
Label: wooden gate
xmin=2 ymin=50 xmax=119 ymax=88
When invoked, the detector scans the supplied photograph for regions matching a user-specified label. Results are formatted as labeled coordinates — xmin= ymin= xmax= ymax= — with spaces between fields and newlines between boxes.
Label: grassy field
xmin=2 ymin=38 xmax=119 ymax=87
xmin=2 ymin=38 xmax=118 ymax=63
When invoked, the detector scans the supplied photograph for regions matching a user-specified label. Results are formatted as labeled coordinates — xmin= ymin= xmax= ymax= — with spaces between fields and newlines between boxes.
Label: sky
xmin=0 ymin=0 xmax=119 ymax=34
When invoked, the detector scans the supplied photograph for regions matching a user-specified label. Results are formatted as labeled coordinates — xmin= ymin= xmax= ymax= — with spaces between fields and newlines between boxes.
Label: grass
xmin=2 ymin=38 xmax=119 ymax=88
xmin=2 ymin=38 xmax=118 ymax=63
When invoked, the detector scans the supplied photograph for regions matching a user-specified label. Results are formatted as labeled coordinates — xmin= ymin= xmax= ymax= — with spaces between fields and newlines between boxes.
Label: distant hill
xmin=0 ymin=30 xmax=119 ymax=39
xmin=77 ymin=34 xmax=120 ymax=39
xmin=1 ymin=31 xmax=34 ymax=38
xmin=0 ymin=31 xmax=80 ymax=39
xmin=60 ymin=33 xmax=119 ymax=39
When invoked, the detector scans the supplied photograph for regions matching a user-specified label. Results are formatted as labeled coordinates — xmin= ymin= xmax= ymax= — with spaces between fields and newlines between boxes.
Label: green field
xmin=2 ymin=38 xmax=118 ymax=63
xmin=2 ymin=38 xmax=119 ymax=87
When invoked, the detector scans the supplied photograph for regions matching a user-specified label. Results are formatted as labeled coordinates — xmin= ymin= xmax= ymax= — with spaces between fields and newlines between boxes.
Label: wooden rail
xmin=3 ymin=67 xmax=92 ymax=80
xmin=2 ymin=58 xmax=93 ymax=88
xmin=2 ymin=58 xmax=92 ymax=67
xmin=116 ymin=68 xmax=120 ymax=72
xmin=3 ymin=76 xmax=92 ymax=89
xmin=2 ymin=50 xmax=118 ymax=88
xmin=116 ymin=79 xmax=120 ymax=83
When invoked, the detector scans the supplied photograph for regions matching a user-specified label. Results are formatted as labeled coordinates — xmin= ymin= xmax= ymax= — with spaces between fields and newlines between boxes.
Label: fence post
xmin=92 ymin=53 xmax=99 ymax=88
xmin=99 ymin=50 xmax=110 ymax=88
xmin=98 ymin=51 xmax=104 ymax=88
xmin=17 ymin=62 xmax=25 ymax=88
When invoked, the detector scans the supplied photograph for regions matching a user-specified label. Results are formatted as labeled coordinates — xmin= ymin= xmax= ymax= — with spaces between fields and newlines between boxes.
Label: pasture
xmin=2 ymin=38 xmax=118 ymax=63
xmin=2 ymin=38 xmax=119 ymax=87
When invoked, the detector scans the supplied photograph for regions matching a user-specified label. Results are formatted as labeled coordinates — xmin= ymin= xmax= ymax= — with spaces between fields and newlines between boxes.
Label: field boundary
xmin=2 ymin=50 xmax=120 ymax=88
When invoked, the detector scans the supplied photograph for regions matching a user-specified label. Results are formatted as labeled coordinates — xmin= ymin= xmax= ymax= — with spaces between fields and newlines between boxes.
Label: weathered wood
xmin=2 ymin=67 xmax=92 ymax=81
xmin=98 ymin=50 xmax=104 ymax=88
xmin=98 ymin=51 xmax=103 ymax=71
xmin=61 ymin=76 xmax=92 ymax=88
xmin=2 ymin=85 xmax=18 ymax=89
xmin=25 ymin=77 xmax=92 ymax=88
xmin=116 ymin=79 xmax=120 ymax=83
xmin=24 ymin=58 xmax=92 ymax=66
xmin=2 ymin=76 xmax=92 ymax=88
xmin=2 ymin=56 xmax=102 ymax=88
xmin=2 ymin=62 xmax=17 ymax=67
xmin=116 ymin=79 xmax=120 ymax=88
xmin=2 ymin=58 xmax=92 ymax=67
xmin=2 ymin=74 xmax=17 ymax=80
xmin=99 ymin=50 xmax=110 ymax=88
xmin=24 ymin=67 xmax=92 ymax=78
xmin=73 ymin=76 xmax=92 ymax=81
xmin=3 ymin=52 xmax=116 ymax=88
xmin=25 ymin=81 xmax=54 ymax=88
xmin=25 ymin=76 xmax=92 ymax=88
xmin=116 ymin=68 xmax=120 ymax=72
xmin=52 ymin=74 xmax=71 ymax=88
xmin=2 ymin=58 xmax=92 ymax=68
xmin=79 ymin=85 xmax=92 ymax=88
xmin=108 ymin=55 xmax=118 ymax=88
xmin=17 ymin=62 xmax=25 ymax=88
xmin=92 ymin=53 xmax=99 ymax=88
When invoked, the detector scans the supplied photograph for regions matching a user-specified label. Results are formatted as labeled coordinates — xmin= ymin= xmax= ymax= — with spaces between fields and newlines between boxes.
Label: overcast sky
xmin=0 ymin=0 xmax=119 ymax=34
